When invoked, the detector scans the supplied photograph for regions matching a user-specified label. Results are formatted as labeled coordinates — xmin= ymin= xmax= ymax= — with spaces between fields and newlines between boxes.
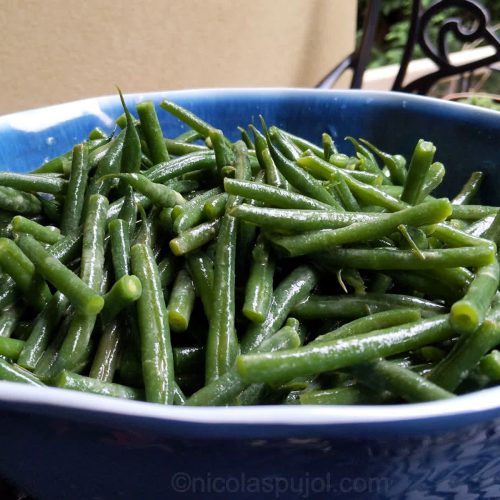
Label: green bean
xmin=420 ymin=162 xmax=445 ymax=199
xmin=186 ymin=321 xmax=301 ymax=406
xmin=56 ymin=370 xmax=143 ymax=400
xmin=292 ymin=293 xmax=446 ymax=319
xmin=136 ymin=100 xmax=169 ymax=164
xmin=144 ymin=151 xmax=216 ymax=185
xmin=322 ymin=133 xmax=336 ymax=160
xmin=17 ymin=292 xmax=69 ymax=370
xmin=229 ymin=204 xmax=380 ymax=232
xmin=236 ymin=315 xmax=453 ymax=384
xmin=0 ymin=237 xmax=51 ymax=311
xmin=108 ymin=219 xmax=131 ymax=279
xmin=0 ymin=307 xmax=22 ymax=338
xmin=100 ymin=275 xmax=142 ymax=326
xmin=450 ymin=259 xmax=500 ymax=334
xmin=237 ymin=126 xmax=254 ymax=149
xmin=0 ymin=172 xmax=67 ymax=195
xmin=400 ymin=140 xmax=436 ymax=204
xmin=345 ymin=137 xmax=386 ymax=180
xmin=203 ymin=193 xmax=228 ymax=220
xmin=0 ymin=357 xmax=45 ymax=386
xmin=299 ymin=386 xmax=391 ymax=405
xmin=482 ymin=211 xmax=500 ymax=245
xmin=480 ymin=350 xmax=500 ymax=380
xmin=451 ymin=205 xmax=499 ymax=220
xmin=316 ymin=245 xmax=495 ymax=270
xmin=88 ymin=130 xmax=125 ymax=197
xmin=11 ymin=215 xmax=61 ymax=244
xmin=0 ymin=337 xmax=25 ymax=360
xmin=167 ymin=269 xmax=196 ymax=333
xmin=359 ymin=138 xmax=406 ymax=185
xmin=241 ymin=265 xmax=318 ymax=353
xmin=281 ymin=130 xmax=324 ymax=158
xmin=313 ymin=308 xmax=422 ymax=344
xmin=88 ymin=320 xmax=122 ymax=382
xmin=270 ymin=145 xmax=341 ymax=208
xmin=41 ymin=232 xmax=76 ymax=262
xmin=210 ymin=128 xmax=234 ymax=175
xmin=160 ymin=100 xmax=215 ymax=138
xmin=165 ymin=138 xmax=207 ymax=156
xmin=0 ymin=186 xmax=42 ymax=215
xmin=49 ymin=194 xmax=108 ymax=377
xmin=452 ymin=171 xmax=484 ymax=205
xmin=332 ymin=176 xmax=360 ymax=211
xmin=269 ymin=198 xmax=451 ymax=256
xmin=169 ymin=218 xmax=222 ymax=256
xmin=224 ymin=178 xmax=332 ymax=211
xmin=186 ymin=251 xmax=214 ymax=320
xmin=60 ymin=143 xmax=90 ymax=235
xmin=118 ymin=91 xmax=141 ymax=176
xmin=242 ymin=238 xmax=275 ymax=323
xmin=172 ymin=187 xmax=221 ymax=233
xmin=429 ymin=307 xmax=500 ymax=391
xmin=100 ymin=173 xmax=185 ymax=208
xmin=297 ymin=153 xmax=382 ymax=185
xmin=353 ymin=358 xmax=454 ymax=402
xmin=205 ymin=212 xmax=239 ymax=382
xmin=131 ymin=243 xmax=175 ymax=404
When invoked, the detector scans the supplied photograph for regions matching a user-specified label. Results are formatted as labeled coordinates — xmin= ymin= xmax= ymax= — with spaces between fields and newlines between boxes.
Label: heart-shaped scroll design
xmin=404 ymin=0 xmax=500 ymax=93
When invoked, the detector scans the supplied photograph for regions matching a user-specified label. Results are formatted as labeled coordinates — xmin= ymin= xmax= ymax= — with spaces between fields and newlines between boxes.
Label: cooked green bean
xmin=11 ymin=215 xmax=62 ymax=244
xmin=56 ymin=370 xmax=143 ymax=400
xmin=241 ymin=265 xmax=318 ymax=353
xmin=169 ymin=218 xmax=222 ymax=256
xmin=205 ymin=213 xmax=239 ymax=382
xmin=0 ymin=172 xmax=67 ymax=195
xmin=452 ymin=171 xmax=484 ymax=205
xmin=401 ymin=140 xmax=436 ymax=205
xmin=131 ymin=243 xmax=175 ymax=404
xmin=136 ymin=100 xmax=170 ymax=164
xmin=429 ymin=307 xmax=500 ymax=391
xmin=450 ymin=259 xmax=500 ymax=334
xmin=269 ymin=198 xmax=451 ymax=256
xmin=316 ymin=245 xmax=495 ymax=271
xmin=236 ymin=315 xmax=453 ymax=384
xmin=0 ymin=186 xmax=42 ymax=215
xmin=49 ymin=194 xmax=108 ymax=377
xmin=242 ymin=238 xmax=275 ymax=323
xmin=100 ymin=275 xmax=142 ymax=326
xmin=167 ymin=269 xmax=196 ymax=333
xmin=292 ymin=294 xmax=446 ymax=319
xmin=353 ymin=358 xmax=455 ymax=402
xmin=17 ymin=292 xmax=69 ymax=370
xmin=224 ymin=178 xmax=332 ymax=210
xmin=0 ymin=357 xmax=45 ymax=386
xmin=60 ymin=143 xmax=90 ymax=235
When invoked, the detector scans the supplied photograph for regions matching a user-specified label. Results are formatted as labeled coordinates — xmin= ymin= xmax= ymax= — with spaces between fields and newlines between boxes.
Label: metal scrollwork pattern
xmin=402 ymin=0 xmax=500 ymax=94
xmin=316 ymin=0 xmax=500 ymax=95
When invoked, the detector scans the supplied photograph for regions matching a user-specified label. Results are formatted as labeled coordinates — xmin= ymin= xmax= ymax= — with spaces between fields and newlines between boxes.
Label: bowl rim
xmin=1 ymin=87 xmax=499 ymax=428
xmin=1 ymin=87 xmax=499 ymax=127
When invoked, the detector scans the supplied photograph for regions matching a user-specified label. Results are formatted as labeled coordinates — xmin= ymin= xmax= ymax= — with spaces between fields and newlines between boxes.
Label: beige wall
xmin=0 ymin=0 xmax=356 ymax=115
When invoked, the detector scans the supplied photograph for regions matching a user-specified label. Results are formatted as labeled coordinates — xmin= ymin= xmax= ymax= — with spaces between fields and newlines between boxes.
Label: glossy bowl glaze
xmin=0 ymin=89 xmax=499 ymax=499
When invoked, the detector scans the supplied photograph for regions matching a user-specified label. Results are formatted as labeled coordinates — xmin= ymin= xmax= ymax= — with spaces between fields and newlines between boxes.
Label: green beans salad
xmin=0 ymin=93 xmax=499 ymax=407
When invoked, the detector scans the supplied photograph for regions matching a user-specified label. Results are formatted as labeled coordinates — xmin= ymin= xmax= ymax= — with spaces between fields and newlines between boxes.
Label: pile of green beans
xmin=0 ymin=93 xmax=499 ymax=407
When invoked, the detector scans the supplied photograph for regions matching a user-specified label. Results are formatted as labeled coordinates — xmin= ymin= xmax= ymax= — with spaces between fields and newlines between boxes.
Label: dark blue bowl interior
xmin=0 ymin=89 xmax=500 ymax=500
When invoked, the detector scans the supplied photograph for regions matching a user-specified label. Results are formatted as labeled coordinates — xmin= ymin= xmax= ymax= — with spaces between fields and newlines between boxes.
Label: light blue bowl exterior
xmin=0 ymin=89 xmax=499 ymax=499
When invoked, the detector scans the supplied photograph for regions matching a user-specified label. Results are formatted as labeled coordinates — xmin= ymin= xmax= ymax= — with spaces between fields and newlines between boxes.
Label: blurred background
xmin=0 ymin=0 xmax=356 ymax=115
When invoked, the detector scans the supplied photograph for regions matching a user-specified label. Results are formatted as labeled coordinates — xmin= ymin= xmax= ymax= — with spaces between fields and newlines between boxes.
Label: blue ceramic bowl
xmin=1 ymin=89 xmax=500 ymax=500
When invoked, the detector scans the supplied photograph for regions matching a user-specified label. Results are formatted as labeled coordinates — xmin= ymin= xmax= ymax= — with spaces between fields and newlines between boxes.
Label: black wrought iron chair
xmin=316 ymin=0 xmax=500 ymax=95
